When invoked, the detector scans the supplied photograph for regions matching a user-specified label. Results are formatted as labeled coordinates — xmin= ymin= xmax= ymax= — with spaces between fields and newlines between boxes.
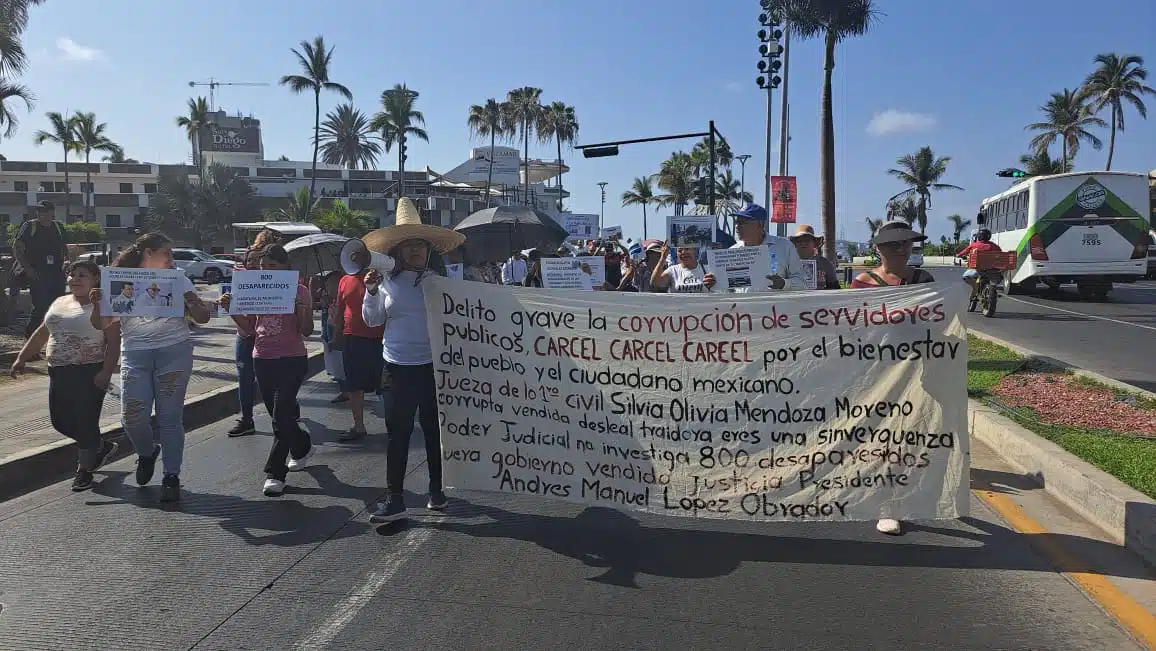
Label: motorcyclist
xmin=956 ymin=229 xmax=1002 ymax=290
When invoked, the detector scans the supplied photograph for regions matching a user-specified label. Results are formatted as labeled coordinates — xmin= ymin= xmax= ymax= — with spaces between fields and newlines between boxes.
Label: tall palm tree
xmin=73 ymin=111 xmax=121 ymax=221
xmin=537 ymin=101 xmax=578 ymax=211
xmin=770 ymin=0 xmax=880 ymax=261
xmin=946 ymin=214 xmax=972 ymax=244
xmin=887 ymin=196 xmax=920 ymax=230
xmin=0 ymin=0 xmax=45 ymax=76
xmin=715 ymin=169 xmax=753 ymax=204
xmin=1018 ymin=150 xmax=1069 ymax=176
xmin=0 ymin=78 xmax=32 ymax=138
xmin=175 ymin=96 xmax=211 ymax=174
xmin=317 ymin=103 xmax=380 ymax=169
xmin=690 ymin=135 xmax=734 ymax=175
xmin=1026 ymin=89 xmax=1106 ymax=169
xmin=102 ymin=149 xmax=137 ymax=163
xmin=1081 ymin=53 xmax=1155 ymax=170
xmin=886 ymin=146 xmax=962 ymax=234
xmin=656 ymin=151 xmax=696 ymax=216
xmin=370 ymin=83 xmax=428 ymax=200
xmin=865 ymin=216 xmax=883 ymax=241
xmin=33 ymin=111 xmax=79 ymax=220
xmin=280 ymin=35 xmax=353 ymax=206
xmin=504 ymin=87 xmax=543 ymax=205
xmin=466 ymin=98 xmax=512 ymax=207
xmin=620 ymin=176 xmax=657 ymax=240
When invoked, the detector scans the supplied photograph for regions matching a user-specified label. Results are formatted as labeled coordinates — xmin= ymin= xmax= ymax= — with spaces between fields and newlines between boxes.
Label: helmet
xmin=977 ymin=229 xmax=992 ymax=242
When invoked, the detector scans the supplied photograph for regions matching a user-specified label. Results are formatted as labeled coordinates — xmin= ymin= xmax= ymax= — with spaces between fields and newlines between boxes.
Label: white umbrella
xmin=282 ymin=232 xmax=350 ymax=279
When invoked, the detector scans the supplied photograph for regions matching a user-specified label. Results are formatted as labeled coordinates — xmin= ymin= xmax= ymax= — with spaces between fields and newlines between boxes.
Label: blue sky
xmin=10 ymin=0 xmax=1156 ymax=242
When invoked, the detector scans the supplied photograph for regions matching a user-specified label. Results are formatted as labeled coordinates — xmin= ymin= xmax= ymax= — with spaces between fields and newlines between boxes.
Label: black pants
xmin=48 ymin=363 xmax=106 ymax=470
xmin=254 ymin=356 xmax=311 ymax=481
xmin=385 ymin=363 xmax=441 ymax=496
xmin=27 ymin=272 xmax=64 ymax=337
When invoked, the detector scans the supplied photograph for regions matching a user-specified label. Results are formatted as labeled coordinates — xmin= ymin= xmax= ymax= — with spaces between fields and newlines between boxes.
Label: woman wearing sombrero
xmin=360 ymin=197 xmax=465 ymax=522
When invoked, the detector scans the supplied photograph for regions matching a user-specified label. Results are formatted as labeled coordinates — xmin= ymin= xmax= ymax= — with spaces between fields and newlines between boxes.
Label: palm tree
xmin=466 ymin=98 xmax=512 ymax=207
xmin=265 ymin=186 xmax=320 ymax=222
xmin=886 ymin=146 xmax=962 ymax=234
xmin=715 ymin=169 xmax=753 ymax=205
xmin=887 ymin=196 xmax=920 ymax=230
xmin=369 ymin=83 xmax=427 ymax=200
xmin=102 ymin=149 xmax=138 ymax=164
xmin=621 ymin=176 xmax=657 ymax=240
xmin=865 ymin=216 xmax=883 ymax=241
xmin=313 ymin=200 xmax=373 ymax=237
xmin=656 ymin=151 xmax=696 ymax=216
xmin=317 ymin=103 xmax=380 ymax=170
xmin=946 ymin=214 xmax=972 ymax=244
xmin=770 ymin=0 xmax=879 ymax=260
xmin=149 ymin=162 xmax=256 ymax=250
xmin=690 ymin=135 xmax=734 ymax=175
xmin=0 ymin=78 xmax=32 ymax=138
xmin=1018 ymin=150 xmax=1069 ymax=176
xmin=537 ymin=101 xmax=578 ymax=211
xmin=280 ymin=35 xmax=353 ymax=206
xmin=1081 ymin=53 xmax=1155 ymax=170
xmin=72 ymin=112 xmax=121 ymax=221
xmin=504 ymin=87 xmax=543 ymax=205
xmin=1026 ymin=89 xmax=1106 ymax=169
xmin=34 ymin=111 xmax=79 ymax=220
xmin=0 ymin=0 xmax=45 ymax=76
xmin=175 ymin=96 xmax=211 ymax=174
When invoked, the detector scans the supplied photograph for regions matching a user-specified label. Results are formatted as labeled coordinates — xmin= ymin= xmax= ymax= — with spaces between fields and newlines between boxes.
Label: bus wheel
xmin=1003 ymin=275 xmax=1029 ymax=295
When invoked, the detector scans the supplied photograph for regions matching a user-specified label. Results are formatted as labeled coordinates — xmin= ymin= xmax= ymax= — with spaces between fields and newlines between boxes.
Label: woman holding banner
xmin=851 ymin=220 xmax=935 ymax=536
xmin=91 ymin=232 xmax=210 ymax=503
xmin=649 ymin=241 xmax=715 ymax=293
xmin=360 ymin=198 xmax=466 ymax=523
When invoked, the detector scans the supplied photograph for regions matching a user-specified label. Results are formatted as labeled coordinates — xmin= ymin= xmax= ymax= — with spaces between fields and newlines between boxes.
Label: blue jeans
xmin=121 ymin=341 xmax=194 ymax=476
xmin=235 ymin=335 xmax=257 ymax=421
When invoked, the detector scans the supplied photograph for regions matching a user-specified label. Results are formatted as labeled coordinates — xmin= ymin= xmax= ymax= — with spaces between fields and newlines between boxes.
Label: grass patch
xmin=967 ymin=334 xmax=1156 ymax=499
xmin=1069 ymin=374 xmax=1156 ymax=411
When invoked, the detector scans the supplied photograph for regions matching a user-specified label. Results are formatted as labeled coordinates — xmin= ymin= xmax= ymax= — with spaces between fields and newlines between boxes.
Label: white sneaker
xmin=287 ymin=446 xmax=316 ymax=472
xmin=876 ymin=518 xmax=903 ymax=536
xmin=263 ymin=478 xmax=285 ymax=497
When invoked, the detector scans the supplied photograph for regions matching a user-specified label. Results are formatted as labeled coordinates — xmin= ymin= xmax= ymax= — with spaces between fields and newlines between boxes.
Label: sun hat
xmin=873 ymin=220 xmax=928 ymax=244
xmin=732 ymin=203 xmax=769 ymax=223
xmin=362 ymin=197 xmax=466 ymax=255
xmin=789 ymin=224 xmax=823 ymax=241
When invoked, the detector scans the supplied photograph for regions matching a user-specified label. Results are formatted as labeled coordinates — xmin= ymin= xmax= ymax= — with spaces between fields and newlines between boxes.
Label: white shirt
xmin=501 ymin=258 xmax=527 ymax=284
xmin=44 ymin=296 xmax=106 ymax=366
xmin=117 ymin=275 xmax=196 ymax=352
xmin=362 ymin=266 xmax=434 ymax=366
xmin=728 ymin=236 xmax=806 ymax=292
xmin=663 ymin=264 xmax=708 ymax=293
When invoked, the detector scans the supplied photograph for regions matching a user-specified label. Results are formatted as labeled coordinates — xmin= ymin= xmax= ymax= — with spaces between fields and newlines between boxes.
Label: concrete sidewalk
xmin=0 ymin=314 xmax=327 ymax=499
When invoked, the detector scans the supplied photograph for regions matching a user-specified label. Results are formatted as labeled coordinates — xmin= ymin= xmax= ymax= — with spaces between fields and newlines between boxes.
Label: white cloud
xmin=866 ymin=109 xmax=936 ymax=136
xmin=55 ymin=37 xmax=103 ymax=62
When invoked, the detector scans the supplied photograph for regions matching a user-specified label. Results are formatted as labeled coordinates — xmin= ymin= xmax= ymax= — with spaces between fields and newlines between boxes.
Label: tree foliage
xmin=149 ymin=163 xmax=256 ymax=249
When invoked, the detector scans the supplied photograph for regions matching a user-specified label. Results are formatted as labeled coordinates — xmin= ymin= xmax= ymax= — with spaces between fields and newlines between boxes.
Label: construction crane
xmin=187 ymin=78 xmax=271 ymax=111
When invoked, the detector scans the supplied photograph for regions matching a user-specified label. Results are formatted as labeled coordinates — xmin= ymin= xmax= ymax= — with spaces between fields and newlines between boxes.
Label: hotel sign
xmin=198 ymin=125 xmax=261 ymax=154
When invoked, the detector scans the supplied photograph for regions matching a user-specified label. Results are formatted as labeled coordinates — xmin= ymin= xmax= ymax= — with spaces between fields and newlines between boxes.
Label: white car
xmin=907 ymin=242 xmax=924 ymax=268
xmin=172 ymin=248 xmax=234 ymax=284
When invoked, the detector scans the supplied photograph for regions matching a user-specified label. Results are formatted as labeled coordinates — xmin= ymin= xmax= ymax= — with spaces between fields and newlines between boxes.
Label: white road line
xmin=1005 ymin=296 xmax=1156 ymax=332
xmin=294 ymin=525 xmax=432 ymax=650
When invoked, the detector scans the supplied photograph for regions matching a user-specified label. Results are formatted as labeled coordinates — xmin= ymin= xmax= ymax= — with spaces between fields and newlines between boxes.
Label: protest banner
xmin=426 ymin=277 xmax=969 ymax=522
xmin=706 ymin=247 xmax=771 ymax=291
xmin=100 ymin=267 xmax=186 ymax=317
xmin=540 ymin=256 xmax=606 ymax=291
xmin=228 ymin=270 xmax=299 ymax=314
xmin=667 ymin=215 xmax=715 ymax=250
xmin=564 ymin=214 xmax=599 ymax=241
xmin=600 ymin=226 xmax=623 ymax=240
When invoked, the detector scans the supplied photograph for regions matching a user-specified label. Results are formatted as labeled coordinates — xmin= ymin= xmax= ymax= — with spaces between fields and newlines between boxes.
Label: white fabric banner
xmin=425 ymin=277 xmax=970 ymax=522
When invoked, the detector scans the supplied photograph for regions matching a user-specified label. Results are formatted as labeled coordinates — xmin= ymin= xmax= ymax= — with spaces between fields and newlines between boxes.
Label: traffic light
xmin=996 ymin=168 xmax=1028 ymax=178
xmin=757 ymin=11 xmax=783 ymax=89
xmin=694 ymin=177 xmax=710 ymax=205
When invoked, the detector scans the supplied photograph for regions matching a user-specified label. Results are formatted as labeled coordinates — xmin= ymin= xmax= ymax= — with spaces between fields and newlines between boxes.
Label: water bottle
xmin=769 ymin=249 xmax=779 ymax=276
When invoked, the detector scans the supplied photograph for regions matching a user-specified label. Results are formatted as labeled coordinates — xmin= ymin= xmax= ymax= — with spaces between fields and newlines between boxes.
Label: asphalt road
xmin=0 ymin=374 xmax=1142 ymax=650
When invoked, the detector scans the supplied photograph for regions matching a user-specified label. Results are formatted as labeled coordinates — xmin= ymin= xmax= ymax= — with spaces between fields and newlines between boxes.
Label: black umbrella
xmin=453 ymin=205 xmax=569 ymax=263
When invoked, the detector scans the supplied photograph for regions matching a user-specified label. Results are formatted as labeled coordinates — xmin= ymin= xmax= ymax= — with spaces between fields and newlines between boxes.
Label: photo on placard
xmin=107 ymin=280 xmax=137 ymax=315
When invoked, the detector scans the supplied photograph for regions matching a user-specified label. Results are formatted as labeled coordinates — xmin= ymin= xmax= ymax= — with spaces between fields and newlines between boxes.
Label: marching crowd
xmin=9 ymin=195 xmax=974 ymax=537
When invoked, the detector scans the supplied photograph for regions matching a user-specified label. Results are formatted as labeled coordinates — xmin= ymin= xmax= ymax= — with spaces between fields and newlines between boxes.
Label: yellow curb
xmin=976 ymin=489 xmax=1156 ymax=649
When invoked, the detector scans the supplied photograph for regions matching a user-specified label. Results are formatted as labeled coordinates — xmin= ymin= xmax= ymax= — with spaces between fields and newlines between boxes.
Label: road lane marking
xmin=294 ymin=525 xmax=432 ymax=650
xmin=1005 ymin=296 xmax=1156 ymax=332
xmin=976 ymin=490 xmax=1156 ymax=648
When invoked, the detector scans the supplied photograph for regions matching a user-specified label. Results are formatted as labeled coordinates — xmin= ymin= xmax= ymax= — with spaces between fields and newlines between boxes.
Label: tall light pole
xmin=597 ymin=181 xmax=608 ymax=232
xmin=757 ymin=5 xmax=784 ymax=218
xmin=735 ymin=154 xmax=752 ymax=204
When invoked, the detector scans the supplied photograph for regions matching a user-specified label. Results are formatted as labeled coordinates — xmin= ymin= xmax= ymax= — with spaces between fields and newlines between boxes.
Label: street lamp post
xmin=597 ymin=181 xmax=608 ymax=232
xmin=735 ymin=154 xmax=752 ymax=204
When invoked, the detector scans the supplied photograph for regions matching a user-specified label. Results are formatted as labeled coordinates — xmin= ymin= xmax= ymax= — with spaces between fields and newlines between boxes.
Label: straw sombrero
xmin=362 ymin=197 xmax=465 ymax=254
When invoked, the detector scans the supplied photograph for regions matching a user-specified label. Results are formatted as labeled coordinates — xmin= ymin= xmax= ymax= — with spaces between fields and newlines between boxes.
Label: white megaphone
xmin=340 ymin=238 xmax=395 ymax=275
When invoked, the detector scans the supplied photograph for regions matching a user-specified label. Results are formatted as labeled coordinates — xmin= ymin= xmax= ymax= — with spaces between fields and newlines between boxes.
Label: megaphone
xmin=340 ymin=238 xmax=395 ymax=275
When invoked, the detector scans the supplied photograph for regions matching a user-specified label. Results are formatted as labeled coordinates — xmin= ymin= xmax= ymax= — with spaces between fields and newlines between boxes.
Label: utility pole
xmin=735 ymin=154 xmax=751 ymax=203
xmin=708 ymin=120 xmax=717 ymax=218
xmin=776 ymin=25 xmax=791 ymax=237
xmin=597 ymin=181 xmax=608 ymax=232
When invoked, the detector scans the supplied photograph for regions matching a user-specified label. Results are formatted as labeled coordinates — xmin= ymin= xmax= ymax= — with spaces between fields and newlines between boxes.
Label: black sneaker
xmin=71 ymin=470 xmax=94 ymax=492
xmin=135 ymin=445 xmax=161 ymax=486
xmin=337 ymin=428 xmax=367 ymax=442
xmin=427 ymin=491 xmax=448 ymax=511
xmin=93 ymin=440 xmax=118 ymax=470
xmin=160 ymin=474 xmax=181 ymax=503
xmin=228 ymin=418 xmax=256 ymax=437
xmin=368 ymin=496 xmax=406 ymax=523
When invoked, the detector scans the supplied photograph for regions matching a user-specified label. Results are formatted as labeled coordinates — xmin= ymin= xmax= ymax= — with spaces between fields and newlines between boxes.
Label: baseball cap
xmin=36 ymin=200 xmax=55 ymax=211
xmin=732 ymin=204 xmax=768 ymax=223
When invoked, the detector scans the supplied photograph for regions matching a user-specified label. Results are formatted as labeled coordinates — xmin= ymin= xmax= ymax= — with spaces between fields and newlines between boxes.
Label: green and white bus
xmin=977 ymin=171 xmax=1150 ymax=300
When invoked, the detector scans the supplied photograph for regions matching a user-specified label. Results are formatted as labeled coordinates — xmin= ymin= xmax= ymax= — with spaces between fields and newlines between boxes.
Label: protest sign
xmin=667 ymin=215 xmax=715 ymax=250
xmin=426 ymin=278 xmax=969 ymax=522
xmin=446 ymin=263 xmax=464 ymax=281
xmin=600 ymin=226 xmax=623 ymax=240
xmin=707 ymin=247 xmax=771 ymax=291
xmin=801 ymin=259 xmax=818 ymax=290
xmin=228 ymin=270 xmax=299 ymax=314
xmin=100 ymin=267 xmax=185 ymax=317
xmin=540 ymin=256 xmax=606 ymax=291
xmin=564 ymin=214 xmax=599 ymax=241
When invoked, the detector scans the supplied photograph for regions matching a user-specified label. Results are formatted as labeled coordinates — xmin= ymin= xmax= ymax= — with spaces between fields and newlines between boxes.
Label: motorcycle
xmin=968 ymin=268 xmax=1003 ymax=317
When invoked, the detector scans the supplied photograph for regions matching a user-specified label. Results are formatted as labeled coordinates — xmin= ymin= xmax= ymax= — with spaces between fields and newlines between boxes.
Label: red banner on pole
xmin=771 ymin=176 xmax=797 ymax=224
